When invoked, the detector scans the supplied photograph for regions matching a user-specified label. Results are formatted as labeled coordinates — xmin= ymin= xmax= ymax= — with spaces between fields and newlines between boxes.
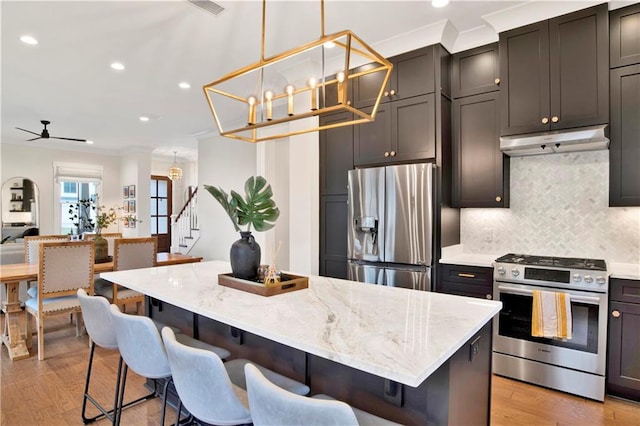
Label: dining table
xmin=0 ymin=252 xmax=203 ymax=361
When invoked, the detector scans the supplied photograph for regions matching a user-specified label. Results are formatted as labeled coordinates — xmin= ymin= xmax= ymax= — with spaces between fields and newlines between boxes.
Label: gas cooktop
xmin=495 ymin=253 xmax=607 ymax=271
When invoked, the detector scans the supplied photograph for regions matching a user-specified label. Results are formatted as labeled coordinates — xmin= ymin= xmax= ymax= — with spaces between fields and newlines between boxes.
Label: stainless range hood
xmin=500 ymin=125 xmax=609 ymax=157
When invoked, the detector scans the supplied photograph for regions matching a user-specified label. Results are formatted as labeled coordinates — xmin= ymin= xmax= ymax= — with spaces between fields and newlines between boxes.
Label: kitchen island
xmin=101 ymin=260 xmax=501 ymax=425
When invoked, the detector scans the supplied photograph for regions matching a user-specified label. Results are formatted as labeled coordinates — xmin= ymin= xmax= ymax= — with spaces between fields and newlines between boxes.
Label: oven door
xmin=493 ymin=281 xmax=607 ymax=375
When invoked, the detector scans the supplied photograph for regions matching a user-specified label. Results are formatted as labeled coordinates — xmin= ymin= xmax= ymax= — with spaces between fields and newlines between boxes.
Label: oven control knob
xmin=511 ymin=269 xmax=520 ymax=277
xmin=497 ymin=267 xmax=506 ymax=275
xmin=572 ymin=274 xmax=582 ymax=282
xmin=584 ymin=275 xmax=594 ymax=283
xmin=596 ymin=276 xmax=606 ymax=285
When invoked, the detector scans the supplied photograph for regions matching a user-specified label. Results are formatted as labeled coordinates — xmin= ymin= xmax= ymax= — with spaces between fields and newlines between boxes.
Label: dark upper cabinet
xmin=500 ymin=4 xmax=609 ymax=136
xmin=607 ymin=278 xmax=640 ymax=402
xmin=452 ymin=43 xmax=500 ymax=98
xmin=319 ymin=111 xmax=354 ymax=196
xmin=452 ymin=92 xmax=509 ymax=208
xmin=610 ymin=64 xmax=640 ymax=207
xmin=353 ymin=47 xmax=435 ymax=108
xmin=354 ymin=94 xmax=435 ymax=166
xmin=610 ymin=3 xmax=640 ymax=68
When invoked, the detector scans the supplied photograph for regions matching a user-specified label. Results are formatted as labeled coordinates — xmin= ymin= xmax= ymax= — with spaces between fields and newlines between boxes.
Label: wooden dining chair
xmin=24 ymin=240 xmax=94 ymax=360
xmin=83 ymin=232 xmax=122 ymax=257
xmin=95 ymin=237 xmax=157 ymax=314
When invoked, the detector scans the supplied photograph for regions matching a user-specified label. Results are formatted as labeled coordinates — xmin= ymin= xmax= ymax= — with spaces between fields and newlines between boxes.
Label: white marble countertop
xmin=101 ymin=261 xmax=502 ymax=388
xmin=609 ymin=262 xmax=640 ymax=280
xmin=439 ymin=245 xmax=499 ymax=268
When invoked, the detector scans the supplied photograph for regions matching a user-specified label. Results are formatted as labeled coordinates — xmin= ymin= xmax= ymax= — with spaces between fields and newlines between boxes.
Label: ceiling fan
xmin=16 ymin=120 xmax=86 ymax=142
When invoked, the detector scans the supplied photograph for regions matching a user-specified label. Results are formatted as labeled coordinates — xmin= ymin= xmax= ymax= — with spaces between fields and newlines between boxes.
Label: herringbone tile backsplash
xmin=461 ymin=151 xmax=640 ymax=263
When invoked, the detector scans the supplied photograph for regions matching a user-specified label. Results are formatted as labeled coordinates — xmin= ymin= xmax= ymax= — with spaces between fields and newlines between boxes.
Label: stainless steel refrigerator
xmin=347 ymin=163 xmax=434 ymax=291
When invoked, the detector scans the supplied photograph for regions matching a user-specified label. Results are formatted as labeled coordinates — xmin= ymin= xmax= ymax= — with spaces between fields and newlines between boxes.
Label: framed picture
xmin=128 ymin=185 xmax=136 ymax=198
xmin=129 ymin=200 xmax=136 ymax=213
xmin=123 ymin=201 xmax=129 ymax=213
xmin=123 ymin=186 xmax=129 ymax=199
xmin=123 ymin=218 xmax=129 ymax=228
xmin=129 ymin=216 xmax=137 ymax=228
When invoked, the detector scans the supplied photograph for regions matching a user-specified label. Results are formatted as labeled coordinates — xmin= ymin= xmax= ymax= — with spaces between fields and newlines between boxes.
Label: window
xmin=53 ymin=162 xmax=103 ymax=235
xmin=60 ymin=182 xmax=98 ymax=235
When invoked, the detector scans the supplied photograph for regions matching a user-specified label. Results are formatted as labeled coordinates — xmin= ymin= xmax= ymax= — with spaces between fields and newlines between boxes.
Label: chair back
xmin=113 ymin=237 xmax=157 ymax=271
xmin=24 ymin=234 xmax=69 ymax=264
xmin=245 ymin=363 xmax=358 ymax=426
xmin=161 ymin=327 xmax=251 ymax=425
xmin=38 ymin=241 xmax=94 ymax=300
xmin=84 ymin=233 xmax=122 ymax=257
xmin=109 ymin=304 xmax=171 ymax=379
xmin=77 ymin=289 xmax=117 ymax=350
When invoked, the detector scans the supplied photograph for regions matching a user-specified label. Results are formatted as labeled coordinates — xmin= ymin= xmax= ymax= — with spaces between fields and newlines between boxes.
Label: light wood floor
xmin=1 ymin=315 xmax=638 ymax=426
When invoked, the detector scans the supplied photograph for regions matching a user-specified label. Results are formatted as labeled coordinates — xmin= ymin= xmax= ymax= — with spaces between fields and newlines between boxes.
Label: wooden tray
xmin=218 ymin=273 xmax=308 ymax=297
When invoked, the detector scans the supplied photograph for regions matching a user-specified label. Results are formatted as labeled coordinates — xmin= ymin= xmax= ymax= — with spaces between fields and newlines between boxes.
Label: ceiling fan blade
xmin=52 ymin=136 xmax=87 ymax=142
xmin=16 ymin=127 xmax=41 ymax=137
xmin=26 ymin=137 xmax=42 ymax=141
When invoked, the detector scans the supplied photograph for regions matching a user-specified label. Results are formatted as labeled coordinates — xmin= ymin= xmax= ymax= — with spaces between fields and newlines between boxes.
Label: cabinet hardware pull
xmin=390 ymin=89 xmax=396 ymax=96
xmin=384 ymin=91 xmax=389 ymax=97
xmin=495 ymin=196 xmax=502 ymax=202
xmin=486 ymin=294 xmax=492 ymax=300
xmin=541 ymin=117 xmax=549 ymax=124
xmin=551 ymin=116 xmax=559 ymax=123
xmin=458 ymin=273 xmax=476 ymax=278
xmin=384 ymin=151 xmax=390 ymax=157
xmin=612 ymin=310 xmax=621 ymax=318
xmin=390 ymin=151 xmax=396 ymax=157
xmin=494 ymin=78 xmax=500 ymax=85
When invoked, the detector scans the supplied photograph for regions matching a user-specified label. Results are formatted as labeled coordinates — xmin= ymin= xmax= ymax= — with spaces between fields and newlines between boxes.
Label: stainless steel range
xmin=493 ymin=253 xmax=609 ymax=401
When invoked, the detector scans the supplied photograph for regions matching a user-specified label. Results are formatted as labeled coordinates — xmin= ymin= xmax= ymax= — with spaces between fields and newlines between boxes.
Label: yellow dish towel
xmin=532 ymin=290 xmax=572 ymax=339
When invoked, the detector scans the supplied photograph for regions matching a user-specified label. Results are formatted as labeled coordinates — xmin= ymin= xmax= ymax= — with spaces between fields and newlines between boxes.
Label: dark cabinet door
xmin=500 ymin=21 xmax=550 ymax=136
xmin=319 ymin=111 xmax=354 ymax=196
xmin=319 ymin=195 xmax=348 ymax=279
xmin=353 ymin=47 xmax=435 ymax=108
xmin=549 ymin=4 xmax=609 ymax=130
xmin=608 ymin=300 xmax=640 ymax=401
xmin=452 ymin=43 xmax=500 ymax=98
xmin=389 ymin=47 xmax=435 ymax=102
xmin=610 ymin=3 xmax=640 ymax=68
xmin=610 ymin=64 xmax=640 ymax=207
xmin=452 ymin=92 xmax=508 ymax=208
xmin=392 ymin=94 xmax=436 ymax=162
xmin=353 ymin=104 xmax=392 ymax=166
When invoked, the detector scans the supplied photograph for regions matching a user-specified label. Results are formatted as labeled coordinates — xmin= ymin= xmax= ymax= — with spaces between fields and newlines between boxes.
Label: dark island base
xmin=147 ymin=298 xmax=493 ymax=426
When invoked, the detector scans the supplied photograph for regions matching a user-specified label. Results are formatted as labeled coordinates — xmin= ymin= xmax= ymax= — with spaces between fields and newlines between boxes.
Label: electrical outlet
xmin=469 ymin=336 xmax=481 ymax=362
xmin=483 ymin=228 xmax=493 ymax=243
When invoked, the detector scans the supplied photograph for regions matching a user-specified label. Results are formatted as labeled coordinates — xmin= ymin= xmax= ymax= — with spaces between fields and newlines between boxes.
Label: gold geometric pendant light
xmin=203 ymin=0 xmax=392 ymax=143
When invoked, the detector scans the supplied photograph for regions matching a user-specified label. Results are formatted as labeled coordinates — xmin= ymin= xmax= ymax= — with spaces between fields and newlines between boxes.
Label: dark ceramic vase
xmin=230 ymin=231 xmax=261 ymax=280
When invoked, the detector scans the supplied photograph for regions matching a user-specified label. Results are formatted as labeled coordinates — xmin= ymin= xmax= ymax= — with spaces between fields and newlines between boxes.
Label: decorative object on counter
xmin=202 ymin=0 xmax=392 ymax=143
xmin=218 ymin=272 xmax=308 ymax=297
xmin=204 ymin=176 xmax=280 ymax=280
xmin=263 ymin=240 xmax=283 ymax=285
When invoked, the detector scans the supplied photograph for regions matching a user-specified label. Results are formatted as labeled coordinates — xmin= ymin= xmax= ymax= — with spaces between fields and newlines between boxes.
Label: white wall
xmin=120 ymin=151 xmax=152 ymax=237
xmin=0 ymin=143 xmax=122 ymax=235
xmin=460 ymin=151 xmax=640 ymax=264
xmin=192 ymin=135 xmax=257 ymax=261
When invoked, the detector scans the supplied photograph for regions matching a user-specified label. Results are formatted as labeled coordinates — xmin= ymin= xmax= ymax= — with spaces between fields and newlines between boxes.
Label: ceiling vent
xmin=187 ymin=0 xmax=225 ymax=16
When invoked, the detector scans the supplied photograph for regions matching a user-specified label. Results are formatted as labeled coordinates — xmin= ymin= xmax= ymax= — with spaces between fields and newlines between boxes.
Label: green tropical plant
xmin=204 ymin=176 xmax=279 ymax=233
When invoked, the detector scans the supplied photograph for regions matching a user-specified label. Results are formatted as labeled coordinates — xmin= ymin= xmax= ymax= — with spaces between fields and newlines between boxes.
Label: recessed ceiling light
xmin=86 ymin=140 xmax=94 ymax=145
xmin=431 ymin=0 xmax=449 ymax=7
xmin=179 ymin=82 xmax=191 ymax=89
xmin=110 ymin=62 xmax=125 ymax=71
xmin=139 ymin=115 xmax=150 ymax=122
xmin=20 ymin=35 xmax=38 ymax=45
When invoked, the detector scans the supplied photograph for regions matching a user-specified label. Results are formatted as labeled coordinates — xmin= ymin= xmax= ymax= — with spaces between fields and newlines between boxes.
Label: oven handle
xmin=496 ymin=284 xmax=602 ymax=305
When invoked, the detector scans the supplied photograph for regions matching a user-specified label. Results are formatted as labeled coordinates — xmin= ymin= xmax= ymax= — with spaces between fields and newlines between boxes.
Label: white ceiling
xmin=1 ymin=0 xmax=634 ymax=161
